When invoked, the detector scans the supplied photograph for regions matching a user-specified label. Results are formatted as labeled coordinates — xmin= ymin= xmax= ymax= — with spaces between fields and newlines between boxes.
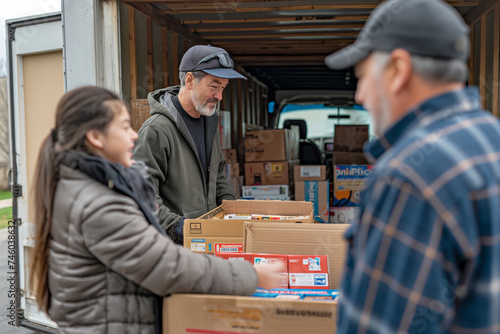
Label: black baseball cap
xmin=179 ymin=45 xmax=247 ymax=80
xmin=325 ymin=0 xmax=469 ymax=70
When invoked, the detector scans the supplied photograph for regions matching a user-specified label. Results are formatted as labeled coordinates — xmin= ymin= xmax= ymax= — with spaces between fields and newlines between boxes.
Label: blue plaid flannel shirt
xmin=338 ymin=87 xmax=500 ymax=333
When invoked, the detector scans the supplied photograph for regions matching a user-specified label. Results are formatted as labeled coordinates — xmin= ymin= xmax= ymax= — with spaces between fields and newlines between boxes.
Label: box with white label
xmin=329 ymin=207 xmax=361 ymax=224
xmin=241 ymin=185 xmax=289 ymax=200
xmin=294 ymin=165 xmax=326 ymax=181
xmin=288 ymin=255 xmax=329 ymax=289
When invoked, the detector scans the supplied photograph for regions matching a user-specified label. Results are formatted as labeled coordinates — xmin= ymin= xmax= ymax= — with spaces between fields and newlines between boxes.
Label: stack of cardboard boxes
xmin=329 ymin=124 xmax=372 ymax=223
xmin=242 ymin=128 xmax=300 ymax=200
xmin=166 ymin=212 xmax=350 ymax=334
xmin=294 ymin=165 xmax=330 ymax=223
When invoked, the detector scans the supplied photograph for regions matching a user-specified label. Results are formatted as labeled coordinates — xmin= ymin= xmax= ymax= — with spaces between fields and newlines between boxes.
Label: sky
xmin=0 ymin=0 xmax=61 ymax=76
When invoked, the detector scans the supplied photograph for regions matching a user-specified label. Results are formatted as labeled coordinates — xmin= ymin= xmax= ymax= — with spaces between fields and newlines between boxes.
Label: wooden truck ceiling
xmin=121 ymin=0 xmax=481 ymax=94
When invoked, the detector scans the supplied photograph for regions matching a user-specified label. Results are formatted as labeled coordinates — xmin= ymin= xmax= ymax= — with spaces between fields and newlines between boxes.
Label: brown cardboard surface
xmin=222 ymin=148 xmax=238 ymax=164
xmin=184 ymin=200 xmax=314 ymax=254
xmin=223 ymin=199 xmax=312 ymax=216
xmin=244 ymin=160 xmax=299 ymax=186
xmin=244 ymin=222 xmax=349 ymax=290
xmin=295 ymin=181 xmax=330 ymax=223
xmin=163 ymin=294 xmax=337 ymax=334
xmin=294 ymin=165 xmax=327 ymax=181
xmin=333 ymin=124 xmax=369 ymax=152
xmin=244 ymin=129 xmax=299 ymax=162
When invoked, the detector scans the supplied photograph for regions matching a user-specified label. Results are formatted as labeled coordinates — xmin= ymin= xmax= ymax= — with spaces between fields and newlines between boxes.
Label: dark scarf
xmin=60 ymin=152 xmax=164 ymax=334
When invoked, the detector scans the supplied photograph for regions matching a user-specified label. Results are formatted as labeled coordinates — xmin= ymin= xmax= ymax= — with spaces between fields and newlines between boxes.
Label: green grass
xmin=0 ymin=190 xmax=12 ymax=200
xmin=0 ymin=206 xmax=13 ymax=229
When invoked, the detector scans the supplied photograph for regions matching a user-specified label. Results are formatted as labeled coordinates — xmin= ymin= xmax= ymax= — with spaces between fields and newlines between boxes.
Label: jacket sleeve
xmin=79 ymin=194 xmax=258 ymax=297
xmin=132 ymin=122 xmax=183 ymax=242
xmin=216 ymin=148 xmax=236 ymax=205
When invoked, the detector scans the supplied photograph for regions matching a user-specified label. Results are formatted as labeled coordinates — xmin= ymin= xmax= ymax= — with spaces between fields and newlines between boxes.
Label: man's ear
xmin=85 ymin=129 xmax=104 ymax=149
xmin=185 ymin=72 xmax=195 ymax=89
xmin=387 ymin=49 xmax=412 ymax=94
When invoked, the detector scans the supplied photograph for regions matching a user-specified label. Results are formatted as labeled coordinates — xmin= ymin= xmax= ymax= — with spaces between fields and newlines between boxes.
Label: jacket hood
xmin=148 ymin=86 xmax=181 ymax=121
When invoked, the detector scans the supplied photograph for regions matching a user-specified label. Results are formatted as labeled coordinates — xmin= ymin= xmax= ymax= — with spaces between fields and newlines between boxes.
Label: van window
xmin=277 ymin=104 xmax=375 ymax=141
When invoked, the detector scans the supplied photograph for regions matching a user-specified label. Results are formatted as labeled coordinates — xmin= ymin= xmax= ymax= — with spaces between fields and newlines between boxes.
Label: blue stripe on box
xmin=304 ymin=181 xmax=318 ymax=219
xmin=192 ymin=239 xmax=206 ymax=242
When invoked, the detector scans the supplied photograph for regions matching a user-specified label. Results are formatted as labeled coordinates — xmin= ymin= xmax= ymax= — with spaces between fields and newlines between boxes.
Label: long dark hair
xmin=30 ymin=86 xmax=123 ymax=313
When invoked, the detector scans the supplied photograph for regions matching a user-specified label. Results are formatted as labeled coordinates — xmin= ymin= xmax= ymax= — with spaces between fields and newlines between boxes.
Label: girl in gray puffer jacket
xmin=29 ymin=86 xmax=279 ymax=334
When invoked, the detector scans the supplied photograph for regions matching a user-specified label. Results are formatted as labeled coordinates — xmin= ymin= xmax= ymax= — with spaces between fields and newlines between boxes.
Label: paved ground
xmin=0 ymin=228 xmax=35 ymax=333
xmin=0 ymin=199 xmax=12 ymax=209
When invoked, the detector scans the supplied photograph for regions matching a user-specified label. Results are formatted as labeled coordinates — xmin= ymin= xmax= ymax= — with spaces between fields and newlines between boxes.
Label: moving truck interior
xmin=7 ymin=0 xmax=499 ymax=331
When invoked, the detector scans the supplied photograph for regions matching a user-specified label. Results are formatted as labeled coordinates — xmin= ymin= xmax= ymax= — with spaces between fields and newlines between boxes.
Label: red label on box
xmin=252 ymin=254 xmax=289 ymax=287
xmin=215 ymin=243 xmax=243 ymax=253
xmin=215 ymin=252 xmax=252 ymax=262
xmin=288 ymin=255 xmax=329 ymax=289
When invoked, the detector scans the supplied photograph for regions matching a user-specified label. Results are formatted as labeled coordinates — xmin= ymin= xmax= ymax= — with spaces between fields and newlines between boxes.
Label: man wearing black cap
xmin=133 ymin=45 xmax=246 ymax=244
xmin=326 ymin=0 xmax=500 ymax=332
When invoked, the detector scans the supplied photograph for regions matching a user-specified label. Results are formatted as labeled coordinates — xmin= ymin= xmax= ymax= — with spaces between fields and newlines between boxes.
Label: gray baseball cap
xmin=179 ymin=45 xmax=247 ymax=80
xmin=325 ymin=0 xmax=469 ymax=70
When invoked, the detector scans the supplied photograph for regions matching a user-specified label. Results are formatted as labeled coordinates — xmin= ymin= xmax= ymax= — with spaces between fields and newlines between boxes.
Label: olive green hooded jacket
xmin=132 ymin=86 xmax=235 ymax=244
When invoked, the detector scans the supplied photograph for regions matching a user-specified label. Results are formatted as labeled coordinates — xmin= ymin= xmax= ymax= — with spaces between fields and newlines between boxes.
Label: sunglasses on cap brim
xmin=193 ymin=52 xmax=233 ymax=70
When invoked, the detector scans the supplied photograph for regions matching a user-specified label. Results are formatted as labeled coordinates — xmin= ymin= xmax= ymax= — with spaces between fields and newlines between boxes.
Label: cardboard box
xmin=163 ymin=294 xmax=337 ymax=334
xmin=295 ymin=181 xmax=330 ymax=223
xmin=244 ymin=222 xmax=349 ymax=289
xmin=224 ymin=162 xmax=240 ymax=180
xmin=333 ymin=124 xmax=369 ymax=152
xmin=241 ymin=185 xmax=290 ymax=200
xmin=215 ymin=252 xmax=253 ymax=262
xmin=219 ymin=110 xmax=231 ymax=149
xmin=294 ymin=165 xmax=327 ymax=181
xmin=222 ymin=148 xmax=237 ymax=164
xmin=184 ymin=200 xmax=314 ymax=253
xmin=244 ymin=160 xmax=299 ymax=186
xmin=253 ymin=253 xmax=289 ymax=287
xmin=329 ymin=207 xmax=361 ymax=224
xmin=244 ymin=129 xmax=299 ymax=162
xmin=288 ymin=255 xmax=330 ymax=289
xmin=332 ymin=152 xmax=369 ymax=165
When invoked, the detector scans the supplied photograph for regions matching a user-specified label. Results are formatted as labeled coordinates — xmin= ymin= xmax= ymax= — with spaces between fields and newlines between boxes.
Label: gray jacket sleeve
xmin=132 ymin=123 xmax=182 ymax=241
xmin=79 ymin=195 xmax=258 ymax=296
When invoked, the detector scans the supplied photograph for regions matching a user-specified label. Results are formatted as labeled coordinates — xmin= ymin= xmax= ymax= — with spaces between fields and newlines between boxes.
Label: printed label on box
xmin=300 ymin=166 xmax=321 ymax=178
xmin=215 ymin=243 xmax=244 ymax=253
xmin=335 ymin=165 xmax=373 ymax=181
xmin=190 ymin=239 xmax=206 ymax=252
xmin=329 ymin=207 xmax=361 ymax=224
xmin=288 ymin=255 xmax=329 ymax=289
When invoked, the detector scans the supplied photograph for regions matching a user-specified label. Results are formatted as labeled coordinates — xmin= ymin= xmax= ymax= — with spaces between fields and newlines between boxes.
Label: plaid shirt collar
xmin=364 ymin=86 xmax=481 ymax=163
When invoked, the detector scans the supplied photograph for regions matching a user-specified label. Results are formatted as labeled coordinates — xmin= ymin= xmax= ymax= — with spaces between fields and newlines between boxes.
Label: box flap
xmin=243 ymin=222 xmax=349 ymax=290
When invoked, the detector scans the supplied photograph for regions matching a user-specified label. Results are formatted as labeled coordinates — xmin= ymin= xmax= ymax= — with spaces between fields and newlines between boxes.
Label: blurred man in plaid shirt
xmin=326 ymin=0 xmax=500 ymax=332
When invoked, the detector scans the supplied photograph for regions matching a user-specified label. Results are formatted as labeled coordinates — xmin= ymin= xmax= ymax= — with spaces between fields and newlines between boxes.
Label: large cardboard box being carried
xmin=244 ymin=222 xmax=349 ymax=290
xmin=184 ymin=200 xmax=314 ymax=254
xmin=163 ymin=294 xmax=337 ymax=334
xmin=244 ymin=129 xmax=299 ymax=162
